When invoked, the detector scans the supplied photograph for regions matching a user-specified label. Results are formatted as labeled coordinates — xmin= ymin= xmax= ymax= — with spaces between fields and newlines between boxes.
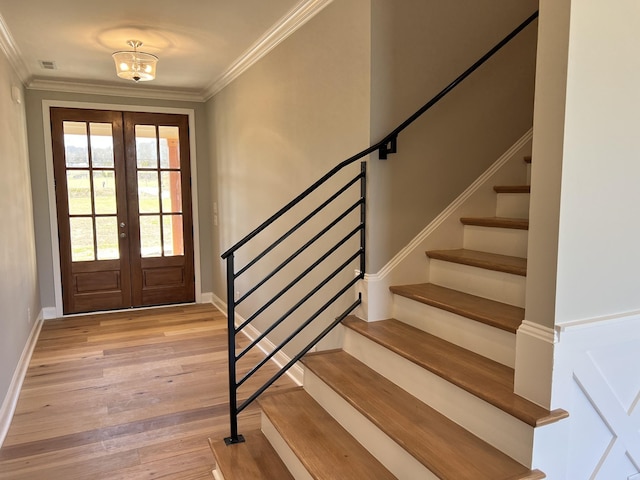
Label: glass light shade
xmin=112 ymin=50 xmax=158 ymax=82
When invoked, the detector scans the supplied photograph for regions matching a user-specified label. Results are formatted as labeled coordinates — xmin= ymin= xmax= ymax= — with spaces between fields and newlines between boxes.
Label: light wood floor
xmin=0 ymin=304 xmax=296 ymax=479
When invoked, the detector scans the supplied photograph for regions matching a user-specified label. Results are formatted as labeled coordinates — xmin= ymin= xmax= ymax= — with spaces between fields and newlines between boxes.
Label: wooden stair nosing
xmin=493 ymin=185 xmax=531 ymax=194
xmin=390 ymin=283 xmax=523 ymax=333
xmin=208 ymin=431 xmax=294 ymax=480
xmin=524 ymin=155 xmax=532 ymax=164
xmin=460 ymin=217 xmax=529 ymax=230
xmin=302 ymin=350 xmax=539 ymax=480
xmin=426 ymin=248 xmax=527 ymax=276
xmin=342 ymin=316 xmax=568 ymax=427
xmin=259 ymin=389 xmax=396 ymax=479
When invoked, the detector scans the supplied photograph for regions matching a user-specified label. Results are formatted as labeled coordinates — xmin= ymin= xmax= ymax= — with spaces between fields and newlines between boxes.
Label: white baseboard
xmin=0 ymin=310 xmax=44 ymax=448
xmin=42 ymin=306 xmax=57 ymax=320
xmin=212 ymin=467 xmax=225 ymax=480
xmin=200 ymin=292 xmax=214 ymax=306
xmin=209 ymin=293 xmax=226 ymax=314
xmin=211 ymin=293 xmax=304 ymax=386
xmin=240 ymin=323 xmax=304 ymax=386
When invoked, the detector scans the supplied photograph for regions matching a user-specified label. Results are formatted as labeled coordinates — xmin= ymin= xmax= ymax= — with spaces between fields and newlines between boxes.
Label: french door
xmin=51 ymin=108 xmax=195 ymax=314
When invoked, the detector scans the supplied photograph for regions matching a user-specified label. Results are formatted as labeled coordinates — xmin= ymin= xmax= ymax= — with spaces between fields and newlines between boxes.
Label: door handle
xmin=120 ymin=222 xmax=126 ymax=228
xmin=120 ymin=232 xmax=127 ymax=238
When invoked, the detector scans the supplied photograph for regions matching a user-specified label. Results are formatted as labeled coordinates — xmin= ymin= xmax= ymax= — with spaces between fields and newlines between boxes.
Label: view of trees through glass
xmin=63 ymin=122 xmax=184 ymax=262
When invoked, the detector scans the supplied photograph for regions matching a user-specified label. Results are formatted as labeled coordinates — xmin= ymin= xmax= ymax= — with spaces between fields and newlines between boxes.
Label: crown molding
xmin=0 ymin=12 xmax=30 ymax=84
xmin=4 ymin=0 xmax=332 ymax=102
xmin=27 ymin=78 xmax=207 ymax=103
xmin=202 ymin=0 xmax=334 ymax=100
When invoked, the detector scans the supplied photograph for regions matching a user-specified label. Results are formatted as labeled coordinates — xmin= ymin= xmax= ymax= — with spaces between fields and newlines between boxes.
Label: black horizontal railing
xmin=223 ymin=162 xmax=366 ymax=445
xmin=222 ymin=10 xmax=538 ymax=445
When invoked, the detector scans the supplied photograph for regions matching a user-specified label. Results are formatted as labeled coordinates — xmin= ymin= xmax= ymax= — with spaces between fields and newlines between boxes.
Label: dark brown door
xmin=123 ymin=112 xmax=195 ymax=307
xmin=51 ymin=108 xmax=195 ymax=314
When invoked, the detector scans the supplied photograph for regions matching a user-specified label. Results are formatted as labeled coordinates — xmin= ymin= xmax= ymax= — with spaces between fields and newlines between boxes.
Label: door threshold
xmin=56 ymin=301 xmax=202 ymax=319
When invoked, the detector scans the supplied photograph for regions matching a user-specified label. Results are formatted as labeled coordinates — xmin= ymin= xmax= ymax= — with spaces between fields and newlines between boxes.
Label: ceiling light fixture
xmin=112 ymin=40 xmax=158 ymax=82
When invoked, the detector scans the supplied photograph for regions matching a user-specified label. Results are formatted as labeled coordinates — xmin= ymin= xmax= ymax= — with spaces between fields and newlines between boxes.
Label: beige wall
xmin=207 ymin=0 xmax=371 ymax=351
xmin=24 ymin=90 xmax=213 ymax=311
xmin=555 ymin=0 xmax=640 ymax=323
xmin=0 ymin=51 xmax=40 ymax=405
xmin=367 ymin=0 xmax=538 ymax=271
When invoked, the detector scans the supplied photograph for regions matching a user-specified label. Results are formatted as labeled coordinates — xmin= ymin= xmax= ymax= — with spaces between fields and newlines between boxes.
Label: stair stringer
xmin=357 ymin=129 xmax=532 ymax=322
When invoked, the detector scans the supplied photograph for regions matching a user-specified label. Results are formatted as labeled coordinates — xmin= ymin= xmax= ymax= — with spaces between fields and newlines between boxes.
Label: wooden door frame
xmin=42 ymin=100 xmax=203 ymax=318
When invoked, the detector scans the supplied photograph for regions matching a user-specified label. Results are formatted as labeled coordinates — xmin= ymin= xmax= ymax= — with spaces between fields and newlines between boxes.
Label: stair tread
xmin=342 ymin=316 xmax=568 ymax=427
xmin=390 ymin=282 xmax=524 ymax=333
xmin=461 ymin=216 xmax=529 ymax=229
xmin=494 ymin=185 xmax=531 ymax=194
xmin=259 ymin=389 xmax=396 ymax=479
xmin=208 ymin=431 xmax=294 ymax=480
xmin=427 ymin=248 xmax=527 ymax=276
xmin=302 ymin=350 xmax=540 ymax=480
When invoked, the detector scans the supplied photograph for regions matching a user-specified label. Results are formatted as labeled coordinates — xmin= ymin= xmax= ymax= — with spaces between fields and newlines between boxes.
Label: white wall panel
xmin=548 ymin=314 xmax=640 ymax=479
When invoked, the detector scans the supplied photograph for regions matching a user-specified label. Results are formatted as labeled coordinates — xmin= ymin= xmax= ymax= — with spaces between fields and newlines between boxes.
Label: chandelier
xmin=112 ymin=40 xmax=158 ymax=82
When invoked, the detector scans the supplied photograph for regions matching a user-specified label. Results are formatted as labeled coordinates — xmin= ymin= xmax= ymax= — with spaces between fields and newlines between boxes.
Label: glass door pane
xmin=63 ymin=121 xmax=120 ymax=263
xmin=134 ymin=124 xmax=184 ymax=258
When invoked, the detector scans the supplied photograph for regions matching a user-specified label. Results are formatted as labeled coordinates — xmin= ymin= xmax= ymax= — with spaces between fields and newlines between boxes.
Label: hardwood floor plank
xmin=0 ymin=304 xmax=296 ymax=479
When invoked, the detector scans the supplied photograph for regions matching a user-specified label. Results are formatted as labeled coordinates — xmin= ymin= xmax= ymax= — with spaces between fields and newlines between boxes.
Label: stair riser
xmin=343 ymin=326 xmax=534 ymax=466
xmin=261 ymin=415 xmax=313 ymax=480
xmin=392 ymin=295 xmax=515 ymax=367
xmin=463 ymin=225 xmax=529 ymax=257
xmin=496 ymin=193 xmax=530 ymax=219
xmin=429 ymin=259 xmax=526 ymax=308
xmin=303 ymin=369 xmax=438 ymax=480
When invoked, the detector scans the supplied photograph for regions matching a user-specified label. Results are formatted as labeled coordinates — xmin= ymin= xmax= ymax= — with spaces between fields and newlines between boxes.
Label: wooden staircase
xmin=210 ymin=155 xmax=568 ymax=479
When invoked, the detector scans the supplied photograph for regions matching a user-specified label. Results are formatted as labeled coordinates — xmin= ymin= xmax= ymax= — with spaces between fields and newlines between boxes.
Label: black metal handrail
xmin=222 ymin=10 xmax=538 ymax=445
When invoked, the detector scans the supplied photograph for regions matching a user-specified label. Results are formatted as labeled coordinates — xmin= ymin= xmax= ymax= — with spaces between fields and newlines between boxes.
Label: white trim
xmin=28 ymin=79 xmax=206 ymax=103
xmin=210 ymin=292 xmax=226 ymax=314
xmin=240 ymin=322 xmax=304 ymax=386
xmin=203 ymin=0 xmax=334 ymax=99
xmin=210 ymin=293 xmax=304 ymax=386
xmin=518 ymin=320 xmax=558 ymax=344
xmin=0 ymin=12 xmax=29 ymax=84
xmin=556 ymin=308 xmax=640 ymax=332
xmin=212 ymin=468 xmax=225 ymax=480
xmin=0 ymin=310 xmax=44 ymax=448
xmin=368 ymin=129 xmax=534 ymax=282
xmin=42 ymin=307 xmax=57 ymax=320
xmin=200 ymin=292 xmax=214 ymax=306
xmin=514 ymin=320 xmax=556 ymax=409
xmin=41 ymin=99 xmax=202 ymax=317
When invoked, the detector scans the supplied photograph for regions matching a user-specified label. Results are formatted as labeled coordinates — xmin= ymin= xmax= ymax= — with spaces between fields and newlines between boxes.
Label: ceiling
xmin=0 ymin=0 xmax=330 ymax=101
